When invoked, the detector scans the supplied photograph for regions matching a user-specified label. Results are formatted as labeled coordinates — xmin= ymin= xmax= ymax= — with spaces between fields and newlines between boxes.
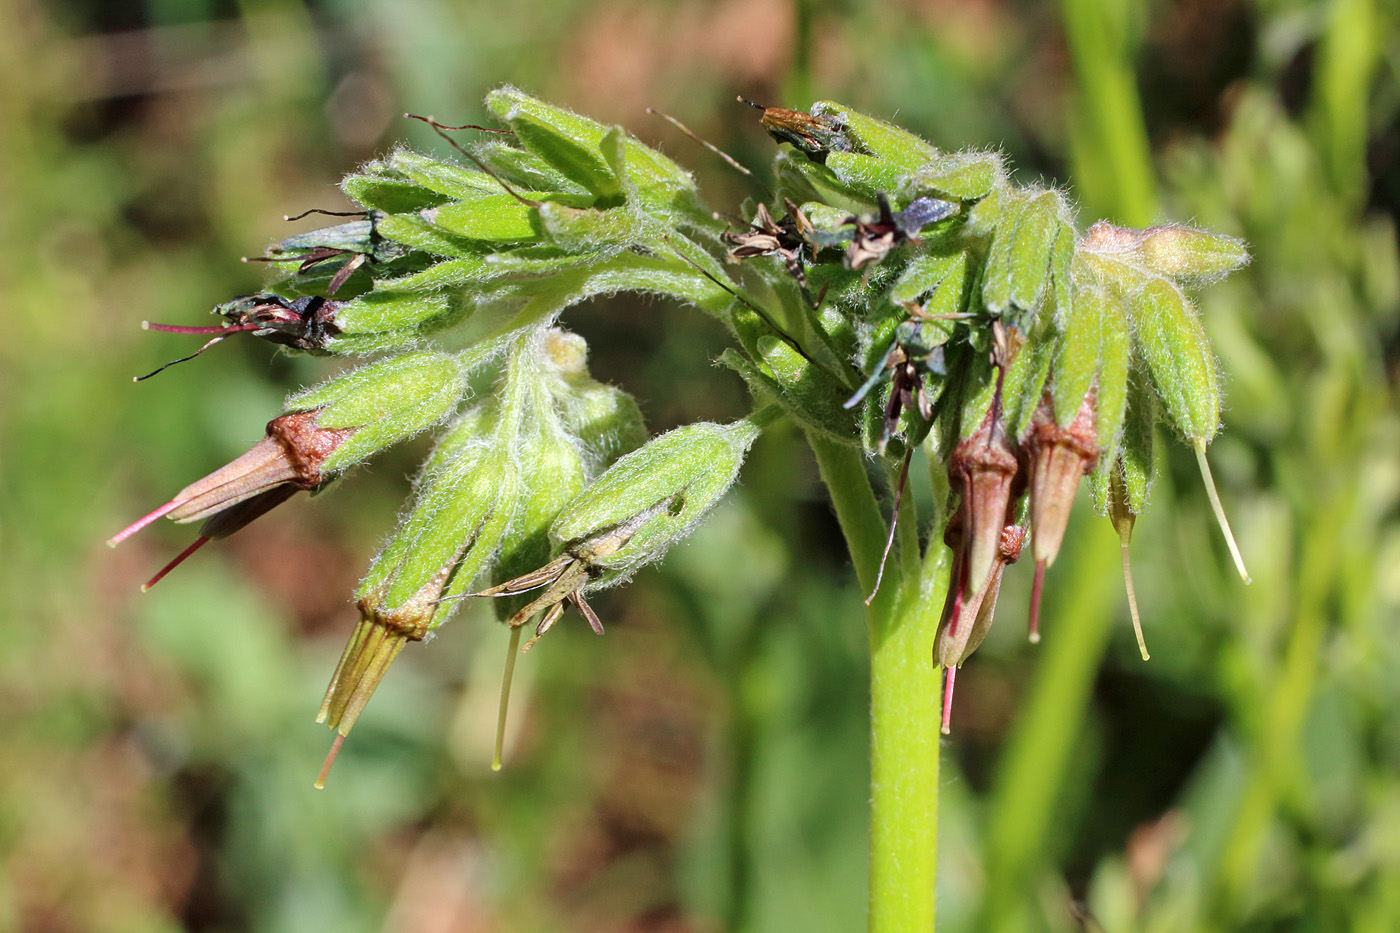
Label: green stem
xmin=808 ymin=435 xmax=945 ymax=933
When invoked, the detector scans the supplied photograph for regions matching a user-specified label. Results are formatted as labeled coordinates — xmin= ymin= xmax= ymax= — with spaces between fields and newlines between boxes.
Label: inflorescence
xmin=110 ymin=87 xmax=1250 ymax=779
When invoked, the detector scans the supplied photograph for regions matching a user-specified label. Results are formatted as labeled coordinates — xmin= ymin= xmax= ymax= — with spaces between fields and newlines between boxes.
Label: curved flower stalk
xmin=118 ymin=86 xmax=1253 ymax=933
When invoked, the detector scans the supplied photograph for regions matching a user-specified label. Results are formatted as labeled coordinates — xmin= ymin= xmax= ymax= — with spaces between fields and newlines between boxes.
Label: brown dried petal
xmin=167 ymin=411 xmax=355 ymax=523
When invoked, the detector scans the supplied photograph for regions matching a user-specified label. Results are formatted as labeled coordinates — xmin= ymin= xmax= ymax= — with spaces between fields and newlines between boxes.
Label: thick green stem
xmin=809 ymin=435 xmax=945 ymax=933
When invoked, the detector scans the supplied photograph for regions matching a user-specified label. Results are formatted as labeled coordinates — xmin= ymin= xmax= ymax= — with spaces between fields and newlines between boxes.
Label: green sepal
xmin=1049 ymin=223 xmax=1076 ymax=329
xmin=1090 ymin=364 xmax=1156 ymax=516
xmin=891 ymin=250 xmax=966 ymax=305
xmin=1094 ymin=293 xmax=1131 ymax=455
xmin=342 ymin=163 xmax=448 ymax=213
xmin=476 ymin=140 xmax=590 ymax=195
xmin=375 ymin=213 xmax=490 ymax=259
xmin=482 ymin=414 xmax=589 ymax=613
xmin=421 ymin=194 xmax=548 ymax=244
xmin=1004 ymin=189 xmax=1063 ymax=325
xmin=550 ymin=418 xmax=763 ymax=585
xmin=810 ymin=101 xmax=940 ymax=172
xmin=487 ymin=87 xmax=695 ymax=203
xmin=824 ymin=151 xmax=908 ymax=202
xmin=537 ymin=202 xmax=639 ymax=248
xmin=1128 ymin=276 xmax=1220 ymax=441
xmin=359 ymin=407 xmax=519 ymax=613
xmin=387 ymin=147 xmax=504 ymax=201
xmin=980 ymin=189 xmax=1031 ymax=316
xmin=1004 ymin=337 xmax=1053 ymax=441
xmin=903 ymin=150 xmax=1004 ymax=202
xmin=329 ymin=289 xmax=472 ymax=352
xmin=755 ymin=335 xmax=860 ymax=443
xmin=376 ymin=256 xmax=488 ymax=291
xmin=1050 ymin=286 xmax=1103 ymax=427
xmin=290 ymin=351 xmax=467 ymax=471
xmin=1138 ymin=224 xmax=1250 ymax=286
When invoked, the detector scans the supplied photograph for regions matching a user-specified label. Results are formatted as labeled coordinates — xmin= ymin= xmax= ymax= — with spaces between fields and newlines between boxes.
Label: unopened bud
xmin=903 ymin=150 xmax=1004 ymax=202
xmin=550 ymin=416 xmax=768 ymax=586
xmin=285 ymin=350 xmax=468 ymax=471
xmin=1138 ymin=225 xmax=1249 ymax=284
xmin=1130 ymin=276 xmax=1219 ymax=443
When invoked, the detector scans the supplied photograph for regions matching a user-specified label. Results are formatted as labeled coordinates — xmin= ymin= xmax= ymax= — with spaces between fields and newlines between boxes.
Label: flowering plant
xmin=111 ymin=88 xmax=1248 ymax=930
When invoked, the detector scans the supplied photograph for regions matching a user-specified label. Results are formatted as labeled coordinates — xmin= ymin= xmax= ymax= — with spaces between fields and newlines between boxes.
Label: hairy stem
xmin=809 ymin=435 xmax=944 ymax=932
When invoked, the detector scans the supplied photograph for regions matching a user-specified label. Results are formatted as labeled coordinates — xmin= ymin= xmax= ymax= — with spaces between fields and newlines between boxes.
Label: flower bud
xmin=542 ymin=329 xmax=647 ymax=474
xmin=982 ymin=188 xmax=1071 ymax=328
xmin=487 ymin=86 xmax=695 ymax=202
xmin=285 ymin=350 xmax=468 ymax=471
xmin=326 ymin=288 xmax=473 ymax=354
xmin=1128 ymin=277 xmax=1219 ymax=443
xmin=550 ymin=417 xmax=767 ymax=586
xmin=315 ymin=408 xmax=522 ymax=783
xmin=902 ymin=150 xmax=1004 ymax=202
xmin=809 ymin=101 xmax=941 ymax=172
xmin=1081 ymin=221 xmax=1250 ymax=287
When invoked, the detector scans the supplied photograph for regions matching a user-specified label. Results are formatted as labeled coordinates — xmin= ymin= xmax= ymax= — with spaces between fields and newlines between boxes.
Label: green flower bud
xmin=386 ymin=147 xmax=504 ymax=201
xmin=550 ymin=417 xmax=765 ymax=585
xmin=315 ymin=407 xmax=521 ymax=781
xmin=809 ymin=101 xmax=941 ymax=172
xmin=903 ymin=150 xmax=1004 ymax=202
xmin=420 ymin=194 xmax=546 ymax=244
xmin=341 ymin=160 xmax=447 ymax=213
xmin=539 ymin=329 xmax=647 ymax=475
xmin=328 ymin=288 xmax=472 ymax=354
xmin=982 ymin=188 xmax=1068 ymax=326
xmin=1128 ymin=276 xmax=1219 ymax=442
xmin=286 ymin=350 xmax=468 ymax=470
xmin=486 ymin=86 xmax=695 ymax=203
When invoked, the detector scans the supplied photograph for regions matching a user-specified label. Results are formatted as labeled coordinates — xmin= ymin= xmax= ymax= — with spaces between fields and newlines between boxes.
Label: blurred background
xmin=2 ymin=0 xmax=1398 ymax=930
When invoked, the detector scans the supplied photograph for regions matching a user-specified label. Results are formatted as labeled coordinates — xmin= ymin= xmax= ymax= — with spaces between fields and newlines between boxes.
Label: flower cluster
xmin=112 ymin=87 xmax=1249 ymax=774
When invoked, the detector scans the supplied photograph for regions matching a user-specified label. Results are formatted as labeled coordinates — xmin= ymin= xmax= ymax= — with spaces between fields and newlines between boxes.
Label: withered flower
xmin=725 ymin=201 xmax=813 ymax=288
xmin=1023 ymin=387 xmax=1100 ymax=641
xmin=109 ymin=411 xmax=355 ymax=585
xmin=949 ymin=407 xmax=1024 ymax=594
xmin=935 ymin=517 xmax=1026 ymax=734
xmin=137 ymin=295 xmax=342 ymax=380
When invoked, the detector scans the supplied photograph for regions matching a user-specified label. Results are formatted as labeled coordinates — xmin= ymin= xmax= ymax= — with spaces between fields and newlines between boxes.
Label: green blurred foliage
xmin=0 ymin=0 xmax=1396 ymax=931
